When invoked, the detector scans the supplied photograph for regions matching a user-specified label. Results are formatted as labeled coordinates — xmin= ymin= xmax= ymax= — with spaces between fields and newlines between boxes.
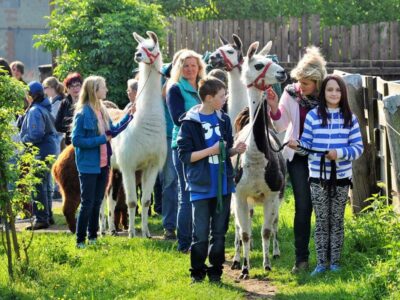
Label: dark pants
xmin=190 ymin=195 xmax=231 ymax=279
xmin=287 ymin=154 xmax=313 ymax=264
xmin=33 ymin=170 xmax=53 ymax=224
xmin=76 ymin=167 xmax=109 ymax=243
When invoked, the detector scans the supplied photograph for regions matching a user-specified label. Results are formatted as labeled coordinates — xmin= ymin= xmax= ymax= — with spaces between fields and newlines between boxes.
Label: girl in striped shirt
xmin=288 ymin=75 xmax=364 ymax=275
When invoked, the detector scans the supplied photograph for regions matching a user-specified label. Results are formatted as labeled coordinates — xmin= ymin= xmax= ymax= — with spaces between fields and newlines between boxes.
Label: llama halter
xmin=219 ymin=49 xmax=243 ymax=72
xmin=246 ymin=61 xmax=273 ymax=91
xmin=141 ymin=46 xmax=160 ymax=65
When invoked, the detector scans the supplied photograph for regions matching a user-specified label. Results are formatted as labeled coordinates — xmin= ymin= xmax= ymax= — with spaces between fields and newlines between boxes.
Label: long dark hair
xmin=318 ymin=75 xmax=352 ymax=128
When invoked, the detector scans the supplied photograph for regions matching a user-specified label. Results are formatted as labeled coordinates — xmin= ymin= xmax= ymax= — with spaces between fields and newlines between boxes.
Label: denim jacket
xmin=72 ymin=105 xmax=132 ymax=174
xmin=177 ymin=105 xmax=234 ymax=194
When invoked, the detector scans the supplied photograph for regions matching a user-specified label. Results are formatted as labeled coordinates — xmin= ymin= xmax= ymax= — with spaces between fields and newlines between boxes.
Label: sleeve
xmin=271 ymin=90 xmax=293 ymax=133
xmin=225 ymin=115 xmax=234 ymax=152
xmin=20 ymin=109 xmax=46 ymax=144
xmin=107 ymin=113 xmax=133 ymax=138
xmin=55 ymin=100 xmax=67 ymax=133
xmin=177 ymin=121 xmax=194 ymax=164
xmin=297 ymin=112 xmax=314 ymax=155
xmin=336 ymin=115 xmax=364 ymax=161
xmin=166 ymin=85 xmax=186 ymax=126
xmin=71 ymin=112 xmax=107 ymax=149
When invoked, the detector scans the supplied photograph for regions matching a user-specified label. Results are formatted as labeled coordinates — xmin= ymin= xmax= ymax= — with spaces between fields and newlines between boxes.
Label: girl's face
xmin=96 ymin=81 xmax=108 ymax=100
xmin=67 ymin=81 xmax=82 ymax=100
xmin=127 ymin=87 xmax=137 ymax=103
xmin=299 ymin=78 xmax=317 ymax=96
xmin=182 ymin=57 xmax=199 ymax=82
xmin=325 ymin=79 xmax=341 ymax=108
xmin=44 ymin=86 xmax=56 ymax=98
xmin=206 ymin=88 xmax=226 ymax=111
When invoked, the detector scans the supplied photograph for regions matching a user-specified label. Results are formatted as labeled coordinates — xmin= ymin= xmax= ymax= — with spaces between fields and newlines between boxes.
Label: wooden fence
xmin=334 ymin=70 xmax=400 ymax=213
xmin=166 ymin=15 xmax=400 ymax=64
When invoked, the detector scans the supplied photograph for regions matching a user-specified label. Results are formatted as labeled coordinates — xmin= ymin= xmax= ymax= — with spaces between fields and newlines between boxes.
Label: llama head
xmin=132 ymin=31 xmax=160 ymax=64
xmin=209 ymin=34 xmax=243 ymax=71
xmin=242 ymin=41 xmax=287 ymax=91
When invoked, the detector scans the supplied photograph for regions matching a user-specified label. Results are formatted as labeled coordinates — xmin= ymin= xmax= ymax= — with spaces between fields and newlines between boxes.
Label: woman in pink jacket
xmin=266 ymin=46 xmax=327 ymax=273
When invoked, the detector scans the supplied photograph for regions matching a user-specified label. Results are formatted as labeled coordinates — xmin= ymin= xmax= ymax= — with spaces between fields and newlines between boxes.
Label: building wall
xmin=0 ymin=0 xmax=51 ymax=81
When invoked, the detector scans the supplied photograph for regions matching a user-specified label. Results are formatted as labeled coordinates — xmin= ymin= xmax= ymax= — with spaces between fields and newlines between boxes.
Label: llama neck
xmin=136 ymin=59 xmax=163 ymax=111
xmin=247 ymin=88 xmax=268 ymax=156
xmin=228 ymin=68 xmax=248 ymax=130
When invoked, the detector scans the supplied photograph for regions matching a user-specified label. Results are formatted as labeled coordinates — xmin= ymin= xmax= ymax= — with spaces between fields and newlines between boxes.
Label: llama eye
xmin=148 ymin=47 xmax=154 ymax=52
xmin=227 ymin=50 xmax=234 ymax=54
xmin=254 ymin=63 xmax=264 ymax=70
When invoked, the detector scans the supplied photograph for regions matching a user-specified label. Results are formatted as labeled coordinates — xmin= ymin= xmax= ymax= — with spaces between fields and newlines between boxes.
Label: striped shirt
xmin=298 ymin=107 xmax=364 ymax=180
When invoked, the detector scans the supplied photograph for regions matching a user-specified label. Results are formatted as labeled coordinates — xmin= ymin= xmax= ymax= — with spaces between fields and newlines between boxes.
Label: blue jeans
xmin=76 ymin=167 xmax=109 ymax=243
xmin=33 ymin=170 xmax=53 ymax=223
xmin=172 ymin=148 xmax=192 ymax=251
xmin=190 ymin=195 xmax=231 ymax=278
xmin=160 ymin=138 xmax=178 ymax=231
xmin=287 ymin=154 xmax=313 ymax=264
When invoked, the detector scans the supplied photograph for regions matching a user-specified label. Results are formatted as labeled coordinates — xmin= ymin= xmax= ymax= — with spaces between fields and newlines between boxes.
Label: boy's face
xmin=206 ymin=88 xmax=226 ymax=111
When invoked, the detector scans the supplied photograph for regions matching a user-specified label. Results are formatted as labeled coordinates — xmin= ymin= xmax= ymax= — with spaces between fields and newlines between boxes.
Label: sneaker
xmin=190 ymin=276 xmax=204 ymax=284
xmin=310 ymin=265 xmax=327 ymax=276
xmin=25 ymin=221 xmax=49 ymax=230
xmin=330 ymin=264 xmax=341 ymax=272
xmin=163 ymin=229 xmax=176 ymax=240
xmin=291 ymin=261 xmax=309 ymax=274
xmin=76 ymin=242 xmax=86 ymax=249
xmin=88 ymin=239 xmax=97 ymax=245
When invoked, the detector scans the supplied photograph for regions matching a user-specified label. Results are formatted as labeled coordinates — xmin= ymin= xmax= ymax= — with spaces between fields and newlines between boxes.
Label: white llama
xmin=234 ymin=41 xmax=286 ymax=278
xmin=108 ymin=31 xmax=167 ymax=238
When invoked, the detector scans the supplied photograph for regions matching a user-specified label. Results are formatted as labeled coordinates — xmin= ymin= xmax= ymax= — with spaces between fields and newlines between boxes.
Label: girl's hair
xmin=291 ymin=46 xmax=327 ymax=92
xmin=198 ymin=76 xmax=226 ymax=102
xmin=0 ymin=57 xmax=12 ymax=76
xmin=74 ymin=75 xmax=110 ymax=130
xmin=63 ymin=72 xmax=83 ymax=88
xmin=169 ymin=49 xmax=206 ymax=85
xmin=318 ymin=75 xmax=353 ymax=128
xmin=43 ymin=76 xmax=65 ymax=96
xmin=208 ymin=69 xmax=228 ymax=86
xmin=127 ymin=78 xmax=138 ymax=91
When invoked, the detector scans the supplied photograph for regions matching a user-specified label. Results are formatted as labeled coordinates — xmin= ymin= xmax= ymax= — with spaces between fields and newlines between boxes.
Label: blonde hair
xmin=169 ymin=49 xmax=206 ymax=85
xmin=291 ymin=46 xmax=327 ymax=92
xmin=43 ymin=76 xmax=65 ymax=96
xmin=74 ymin=75 xmax=110 ymax=131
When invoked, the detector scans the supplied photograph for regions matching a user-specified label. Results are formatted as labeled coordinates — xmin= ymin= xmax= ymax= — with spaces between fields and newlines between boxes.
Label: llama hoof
xmin=273 ymin=254 xmax=280 ymax=259
xmin=231 ymin=261 xmax=241 ymax=270
xmin=238 ymin=273 xmax=249 ymax=280
xmin=264 ymin=266 xmax=272 ymax=271
xmin=128 ymin=231 xmax=136 ymax=238
xmin=110 ymin=230 xmax=119 ymax=236
xmin=101 ymin=231 xmax=106 ymax=236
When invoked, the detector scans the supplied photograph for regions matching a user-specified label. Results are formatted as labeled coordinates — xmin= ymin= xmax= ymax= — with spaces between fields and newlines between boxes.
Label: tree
xmin=35 ymin=0 xmax=166 ymax=107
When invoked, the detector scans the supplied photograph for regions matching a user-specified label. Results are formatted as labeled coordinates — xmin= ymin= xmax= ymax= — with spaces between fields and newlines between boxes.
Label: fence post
xmin=339 ymin=73 xmax=380 ymax=213
xmin=382 ymin=94 xmax=400 ymax=213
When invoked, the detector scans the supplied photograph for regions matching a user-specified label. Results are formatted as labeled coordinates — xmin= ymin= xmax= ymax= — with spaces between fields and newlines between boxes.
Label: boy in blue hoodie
xmin=177 ymin=77 xmax=246 ymax=283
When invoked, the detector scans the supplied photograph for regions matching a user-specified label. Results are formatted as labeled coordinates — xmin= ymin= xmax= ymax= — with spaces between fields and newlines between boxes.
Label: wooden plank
xmin=181 ymin=18 xmax=187 ymax=49
xmin=322 ymin=27 xmax=330 ymax=61
xmin=360 ymin=23 xmax=369 ymax=59
xmin=311 ymin=15 xmax=320 ymax=46
xmin=270 ymin=21 xmax=276 ymax=54
xmin=263 ymin=21 xmax=271 ymax=46
xmin=250 ymin=19 xmax=257 ymax=44
xmin=370 ymin=23 xmax=379 ymax=60
xmin=350 ymin=24 xmax=360 ymax=60
xmin=233 ymin=19 xmax=239 ymax=37
xmin=332 ymin=26 xmax=340 ymax=62
xmin=256 ymin=20 xmax=263 ymax=44
xmin=227 ymin=19 xmax=234 ymax=41
xmin=377 ymin=76 xmax=389 ymax=96
xmin=380 ymin=22 xmax=389 ymax=60
xmin=212 ymin=20 xmax=219 ymax=50
xmin=238 ymin=19 xmax=245 ymax=44
xmin=289 ymin=17 xmax=299 ymax=62
xmin=276 ymin=16 xmax=283 ymax=60
xmin=341 ymin=26 xmax=350 ymax=62
xmin=175 ymin=17 xmax=181 ymax=53
xmin=390 ymin=21 xmax=399 ymax=60
xmin=301 ymin=15 xmax=309 ymax=48
xmin=282 ymin=21 xmax=289 ymax=62
xmin=186 ymin=20 xmax=193 ymax=50
xmin=223 ymin=20 xmax=229 ymax=43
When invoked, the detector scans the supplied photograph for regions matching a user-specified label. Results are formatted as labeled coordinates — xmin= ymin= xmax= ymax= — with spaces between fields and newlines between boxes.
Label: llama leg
xmin=272 ymin=200 xmax=281 ymax=258
xmin=107 ymin=187 xmax=117 ymax=235
xmin=231 ymin=195 xmax=241 ymax=270
xmin=140 ymin=168 xmax=158 ymax=238
xmin=122 ymin=170 xmax=137 ymax=238
xmin=99 ymin=197 xmax=107 ymax=236
xmin=234 ymin=192 xmax=251 ymax=279
xmin=261 ymin=194 xmax=277 ymax=271
xmin=63 ymin=194 xmax=80 ymax=233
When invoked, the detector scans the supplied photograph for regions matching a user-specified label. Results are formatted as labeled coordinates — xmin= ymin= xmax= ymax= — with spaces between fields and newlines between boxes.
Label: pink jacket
xmin=270 ymin=84 xmax=301 ymax=162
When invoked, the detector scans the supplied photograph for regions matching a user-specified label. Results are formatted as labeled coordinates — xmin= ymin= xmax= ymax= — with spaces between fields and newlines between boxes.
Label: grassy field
xmin=0 ymin=187 xmax=397 ymax=299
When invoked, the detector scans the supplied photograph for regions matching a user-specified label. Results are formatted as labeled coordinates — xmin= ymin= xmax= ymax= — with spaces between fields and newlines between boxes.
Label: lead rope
xmin=217 ymin=138 xmax=226 ymax=214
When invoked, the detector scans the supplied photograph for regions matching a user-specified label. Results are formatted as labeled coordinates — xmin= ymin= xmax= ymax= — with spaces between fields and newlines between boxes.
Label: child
xmin=71 ymin=76 xmax=133 ymax=248
xmin=177 ymin=77 xmax=246 ymax=283
xmin=288 ymin=75 xmax=364 ymax=275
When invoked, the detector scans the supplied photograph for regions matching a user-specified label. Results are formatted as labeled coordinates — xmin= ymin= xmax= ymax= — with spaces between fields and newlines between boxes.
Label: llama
xmin=109 ymin=31 xmax=166 ymax=238
xmin=234 ymin=41 xmax=286 ymax=279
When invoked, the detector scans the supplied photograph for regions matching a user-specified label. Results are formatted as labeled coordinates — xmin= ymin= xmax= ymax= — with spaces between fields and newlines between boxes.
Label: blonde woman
xmin=266 ymin=46 xmax=327 ymax=273
xmin=166 ymin=49 xmax=206 ymax=252
xmin=71 ymin=76 xmax=133 ymax=248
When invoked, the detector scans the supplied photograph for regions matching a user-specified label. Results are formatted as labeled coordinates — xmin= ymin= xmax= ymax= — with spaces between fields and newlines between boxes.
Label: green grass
xmin=0 ymin=187 xmax=396 ymax=299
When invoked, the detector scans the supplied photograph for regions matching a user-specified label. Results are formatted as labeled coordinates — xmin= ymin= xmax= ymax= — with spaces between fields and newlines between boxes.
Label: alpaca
xmin=234 ymin=41 xmax=287 ymax=278
xmin=109 ymin=31 xmax=166 ymax=238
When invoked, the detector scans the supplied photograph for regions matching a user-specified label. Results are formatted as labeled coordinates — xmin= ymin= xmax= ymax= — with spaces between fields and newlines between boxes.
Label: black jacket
xmin=177 ymin=105 xmax=234 ymax=194
xmin=55 ymin=94 xmax=75 ymax=145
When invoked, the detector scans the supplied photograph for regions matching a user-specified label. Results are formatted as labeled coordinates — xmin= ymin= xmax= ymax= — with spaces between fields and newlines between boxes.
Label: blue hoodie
xmin=19 ymin=98 xmax=58 ymax=160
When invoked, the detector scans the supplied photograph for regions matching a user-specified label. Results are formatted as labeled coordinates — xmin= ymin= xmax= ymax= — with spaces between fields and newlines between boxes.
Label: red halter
xmin=246 ymin=61 xmax=273 ymax=91
xmin=141 ymin=46 xmax=160 ymax=65
xmin=219 ymin=49 xmax=243 ymax=72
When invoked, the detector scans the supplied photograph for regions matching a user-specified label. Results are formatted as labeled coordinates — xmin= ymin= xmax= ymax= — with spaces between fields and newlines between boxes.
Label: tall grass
xmin=0 ymin=188 xmax=398 ymax=299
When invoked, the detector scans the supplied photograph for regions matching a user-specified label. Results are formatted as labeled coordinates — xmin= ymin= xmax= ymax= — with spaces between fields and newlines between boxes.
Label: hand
xmin=266 ymin=87 xmax=279 ymax=113
xmin=287 ymin=139 xmax=299 ymax=150
xmin=325 ymin=149 xmax=337 ymax=160
xmin=130 ymin=103 xmax=136 ymax=115
xmin=106 ymin=134 xmax=112 ymax=142
xmin=233 ymin=141 xmax=247 ymax=154
xmin=209 ymin=141 xmax=226 ymax=156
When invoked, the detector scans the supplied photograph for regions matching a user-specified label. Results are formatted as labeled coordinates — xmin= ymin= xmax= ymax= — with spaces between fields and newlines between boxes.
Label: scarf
xmin=285 ymin=83 xmax=319 ymax=109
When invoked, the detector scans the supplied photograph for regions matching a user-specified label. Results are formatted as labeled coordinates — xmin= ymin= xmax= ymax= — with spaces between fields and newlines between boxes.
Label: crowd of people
xmin=1 ymin=44 xmax=363 ymax=282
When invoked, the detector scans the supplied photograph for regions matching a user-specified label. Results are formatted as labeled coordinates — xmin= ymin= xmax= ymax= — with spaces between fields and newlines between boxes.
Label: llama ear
xmin=147 ymin=31 xmax=158 ymax=45
xmin=259 ymin=41 xmax=273 ymax=56
xmin=232 ymin=34 xmax=242 ymax=51
xmin=219 ymin=34 xmax=229 ymax=46
xmin=133 ymin=32 xmax=145 ymax=44
xmin=247 ymin=42 xmax=259 ymax=60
